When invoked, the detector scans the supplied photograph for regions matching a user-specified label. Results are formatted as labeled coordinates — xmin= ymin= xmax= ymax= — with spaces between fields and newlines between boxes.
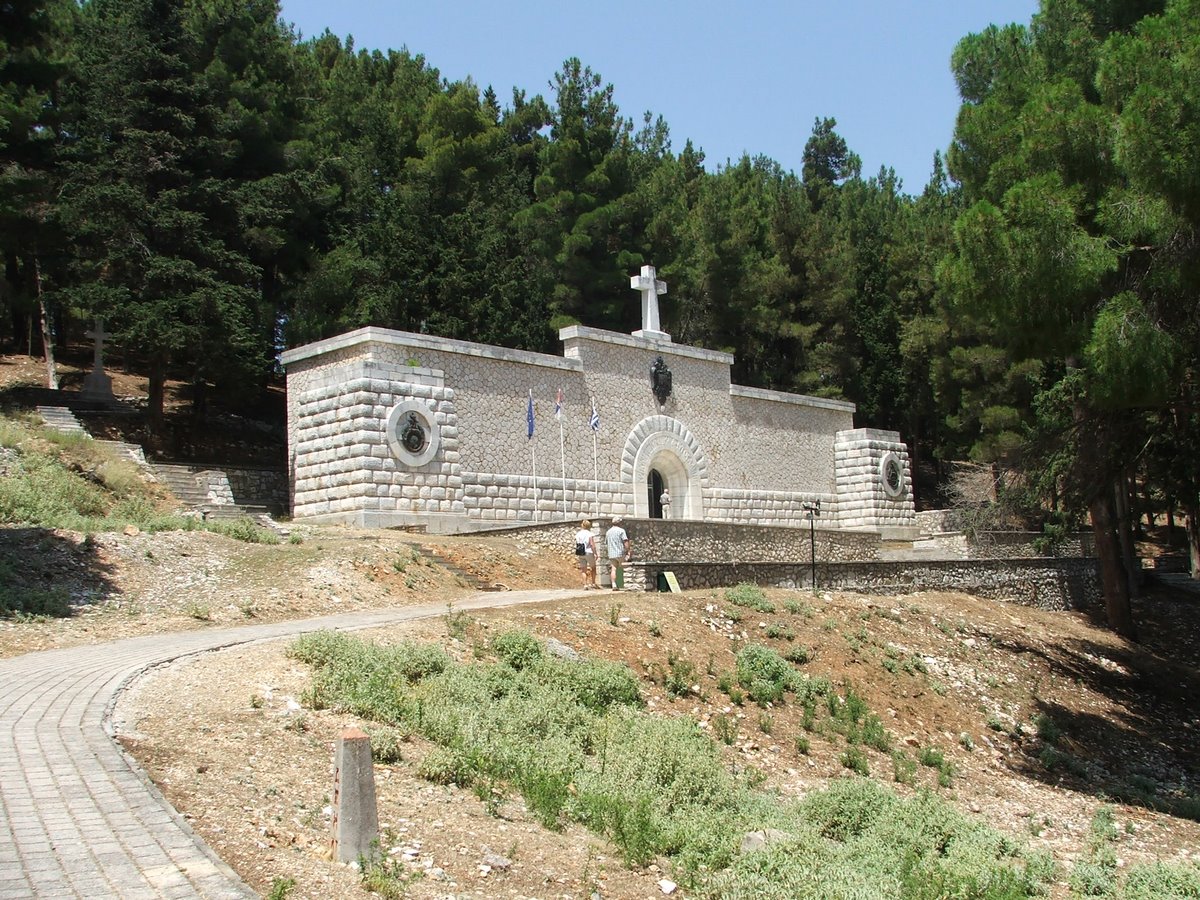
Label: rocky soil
xmin=3 ymin=350 xmax=1199 ymax=898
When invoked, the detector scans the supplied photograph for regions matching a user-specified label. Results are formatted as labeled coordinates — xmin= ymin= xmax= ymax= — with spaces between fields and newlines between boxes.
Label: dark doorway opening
xmin=648 ymin=469 xmax=665 ymax=518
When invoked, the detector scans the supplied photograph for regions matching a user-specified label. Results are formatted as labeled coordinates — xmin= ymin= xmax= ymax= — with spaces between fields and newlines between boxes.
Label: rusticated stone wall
xmin=503 ymin=518 xmax=880 ymax=564
xmin=633 ymin=558 xmax=1101 ymax=612
xmin=282 ymin=325 xmax=912 ymax=532
xmin=834 ymin=428 xmax=916 ymax=533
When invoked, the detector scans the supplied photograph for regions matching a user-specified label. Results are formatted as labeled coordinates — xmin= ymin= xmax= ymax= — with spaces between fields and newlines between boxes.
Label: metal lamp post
xmin=801 ymin=500 xmax=821 ymax=591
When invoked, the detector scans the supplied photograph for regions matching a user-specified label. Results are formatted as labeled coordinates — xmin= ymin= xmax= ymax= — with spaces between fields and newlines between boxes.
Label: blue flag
xmin=589 ymin=397 xmax=600 ymax=432
xmin=526 ymin=390 xmax=535 ymax=440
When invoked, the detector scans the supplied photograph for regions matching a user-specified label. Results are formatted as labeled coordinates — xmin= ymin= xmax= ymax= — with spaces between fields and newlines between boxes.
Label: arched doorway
xmin=648 ymin=469 xmax=665 ymax=518
xmin=621 ymin=415 xmax=710 ymax=520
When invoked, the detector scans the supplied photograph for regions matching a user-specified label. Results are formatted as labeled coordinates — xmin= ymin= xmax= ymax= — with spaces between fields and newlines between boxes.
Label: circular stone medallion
xmin=879 ymin=451 xmax=905 ymax=499
xmin=386 ymin=400 xmax=440 ymax=467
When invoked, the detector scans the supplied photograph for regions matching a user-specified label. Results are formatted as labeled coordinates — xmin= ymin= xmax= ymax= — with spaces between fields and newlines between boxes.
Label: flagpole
xmin=531 ymin=443 xmax=538 ymax=523
xmin=527 ymin=389 xmax=538 ymax=523
xmin=589 ymin=396 xmax=600 ymax=516
xmin=554 ymin=388 xmax=567 ymax=521
xmin=558 ymin=417 xmax=567 ymax=521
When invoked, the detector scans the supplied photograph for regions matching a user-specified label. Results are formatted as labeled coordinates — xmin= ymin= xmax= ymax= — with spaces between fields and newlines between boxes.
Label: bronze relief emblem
xmin=650 ymin=355 xmax=673 ymax=406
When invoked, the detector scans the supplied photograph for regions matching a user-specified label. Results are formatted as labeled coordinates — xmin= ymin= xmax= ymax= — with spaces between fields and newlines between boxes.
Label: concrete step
xmin=36 ymin=406 xmax=88 ymax=435
xmin=94 ymin=440 xmax=148 ymax=466
xmin=412 ymin=545 xmax=504 ymax=591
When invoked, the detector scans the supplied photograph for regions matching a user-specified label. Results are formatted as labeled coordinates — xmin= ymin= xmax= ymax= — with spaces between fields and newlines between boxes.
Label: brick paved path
xmin=0 ymin=590 xmax=577 ymax=899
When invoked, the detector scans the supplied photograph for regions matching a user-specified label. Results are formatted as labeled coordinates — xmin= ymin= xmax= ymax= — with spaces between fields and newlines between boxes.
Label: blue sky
xmin=278 ymin=0 xmax=1040 ymax=195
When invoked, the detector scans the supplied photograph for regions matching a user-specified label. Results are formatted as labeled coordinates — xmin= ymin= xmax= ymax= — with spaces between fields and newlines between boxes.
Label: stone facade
xmin=281 ymin=324 xmax=917 ymax=533
xmin=834 ymin=428 xmax=916 ymax=534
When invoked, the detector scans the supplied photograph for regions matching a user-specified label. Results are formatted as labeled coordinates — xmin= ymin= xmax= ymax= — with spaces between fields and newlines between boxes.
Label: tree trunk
xmin=1186 ymin=500 xmax=1200 ymax=580
xmin=147 ymin=357 xmax=166 ymax=432
xmin=1091 ymin=488 xmax=1137 ymax=640
xmin=33 ymin=255 xmax=58 ymax=390
xmin=1115 ymin=471 xmax=1139 ymax=599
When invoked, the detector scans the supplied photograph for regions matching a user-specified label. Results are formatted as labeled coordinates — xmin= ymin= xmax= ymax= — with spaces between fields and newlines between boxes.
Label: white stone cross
xmin=630 ymin=265 xmax=671 ymax=342
xmin=85 ymin=318 xmax=108 ymax=371
xmin=81 ymin=316 xmax=116 ymax=403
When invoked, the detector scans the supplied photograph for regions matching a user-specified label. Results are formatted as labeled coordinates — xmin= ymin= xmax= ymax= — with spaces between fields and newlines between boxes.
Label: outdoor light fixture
xmin=801 ymin=500 xmax=821 ymax=590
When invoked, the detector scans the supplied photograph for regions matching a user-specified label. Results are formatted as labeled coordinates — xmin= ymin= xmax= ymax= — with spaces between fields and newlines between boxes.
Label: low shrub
xmin=289 ymin=632 xmax=1066 ymax=896
xmin=735 ymin=644 xmax=797 ymax=704
xmin=724 ymin=583 xmax=774 ymax=613
xmin=206 ymin=517 xmax=279 ymax=545
xmin=491 ymin=629 xmax=544 ymax=670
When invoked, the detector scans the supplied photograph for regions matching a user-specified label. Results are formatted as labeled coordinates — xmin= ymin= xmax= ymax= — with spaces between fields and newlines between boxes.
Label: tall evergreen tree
xmin=59 ymin=0 xmax=262 ymax=424
xmin=515 ymin=58 xmax=639 ymax=332
xmin=940 ymin=0 xmax=1200 ymax=634
xmin=0 ymin=0 xmax=76 ymax=380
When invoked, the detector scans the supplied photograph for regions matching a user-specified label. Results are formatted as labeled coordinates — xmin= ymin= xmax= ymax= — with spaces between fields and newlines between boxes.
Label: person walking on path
xmin=605 ymin=516 xmax=630 ymax=591
xmin=574 ymin=519 xmax=598 ymax=589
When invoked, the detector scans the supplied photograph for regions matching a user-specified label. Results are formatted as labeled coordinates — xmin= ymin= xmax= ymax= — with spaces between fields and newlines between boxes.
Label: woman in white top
xmin=574 ymin=519 xmax=598 ymax=589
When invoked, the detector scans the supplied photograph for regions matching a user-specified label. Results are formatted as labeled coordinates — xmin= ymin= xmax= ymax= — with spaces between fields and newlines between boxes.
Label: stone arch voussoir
xmin=620 ymin=416 xmax=709 ymax=519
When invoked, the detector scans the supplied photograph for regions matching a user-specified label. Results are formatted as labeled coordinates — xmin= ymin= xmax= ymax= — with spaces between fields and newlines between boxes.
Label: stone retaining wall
xmin=223 ymin=466 xmax=288 ymax=513
xmin=636 ymin=558 xmax=1101 ymax=612
xmin=927 ymin=530 xmax=1097 ymax=559
xmin=502 ymin=518 xmax=880 ymax=564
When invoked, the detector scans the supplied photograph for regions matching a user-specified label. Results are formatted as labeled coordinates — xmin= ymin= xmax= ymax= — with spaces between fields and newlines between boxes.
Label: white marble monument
xmin=630 ymin=265 xmax=670 ymax=342
xmin=282 ymin=266 xmax=916 ymax=534
xmin=80 ymin=318 xmax=116 ymax=404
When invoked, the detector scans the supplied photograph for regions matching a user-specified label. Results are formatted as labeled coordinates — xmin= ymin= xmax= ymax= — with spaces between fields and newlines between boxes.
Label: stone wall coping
xmin=281 ymin=325 xmax=582 ymax=373
xmin=835 ymin=427 xmax=903 ymax=442
xmin=558 ymin=325 xmax=736 ymax=364
xmin=730 ymin=384 xmax=856 ymax=413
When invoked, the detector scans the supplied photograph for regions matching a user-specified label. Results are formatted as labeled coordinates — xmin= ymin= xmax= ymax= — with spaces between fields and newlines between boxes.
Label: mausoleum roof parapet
xmin=557 ymin=324 xmax=735 ymax=365
xmin=281 ymin=325 xmax=582 ymax=373
xmin=730 ymin=384 xmax=856 ymax=414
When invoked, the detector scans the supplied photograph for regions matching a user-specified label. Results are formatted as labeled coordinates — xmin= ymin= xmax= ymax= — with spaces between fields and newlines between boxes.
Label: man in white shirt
xmin=605 ymin=516 xmax=630 ymax=591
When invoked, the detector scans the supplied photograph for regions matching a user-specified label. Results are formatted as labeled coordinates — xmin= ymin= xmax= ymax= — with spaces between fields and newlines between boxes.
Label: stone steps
xmin=36 ymin=405 xmax=88 ymax=436
xmin=412 ymin=545 xmax=504 ymax=591
xmin=94 ymin=439 xmax=148 ymax=466
xmin=151 ymin=462 xmax=279 ymax=522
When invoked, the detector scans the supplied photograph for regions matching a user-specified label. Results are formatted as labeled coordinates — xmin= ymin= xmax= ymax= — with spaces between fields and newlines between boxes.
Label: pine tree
xmin=59 ymin=0 xmax=261 ymax=424
xmin=0 ymin=0 xmax=76 ymax=379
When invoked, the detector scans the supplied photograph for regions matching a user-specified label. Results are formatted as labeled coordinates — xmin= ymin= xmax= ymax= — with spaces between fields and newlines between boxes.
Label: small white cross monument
xmin=630 ymin=264 xmax=671 ymax=343
xmin=80 ymin=317 xmax=116 ymax=404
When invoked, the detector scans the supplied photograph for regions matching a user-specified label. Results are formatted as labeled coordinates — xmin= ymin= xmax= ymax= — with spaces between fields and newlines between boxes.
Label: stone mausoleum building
xmin=281 ymin=266 xmax=917 ymax=536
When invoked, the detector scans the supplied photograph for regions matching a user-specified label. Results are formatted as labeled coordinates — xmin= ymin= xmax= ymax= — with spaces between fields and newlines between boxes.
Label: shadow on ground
xmin=999 ymin=584 xmax=1200 ymax=821
xmin=0 ymin=527 xmax=119 ymax=617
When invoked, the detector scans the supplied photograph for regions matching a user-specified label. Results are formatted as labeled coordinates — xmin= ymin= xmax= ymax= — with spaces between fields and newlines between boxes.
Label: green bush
xmin=206 ymin=517 xmax=279 ymax=545
xmin=724 ymin=583 xmax=775 ymax=613
xmin=491 ymin=629 xmax=544 ymax=670
xmin=892 ymin=750 xmax=917 ymax=785
xmin=710 ymin=781 xmax=1055 ymax=899
xmin=530 ymin=655 xmax=642 ymax=711
xmin=841 ymin=747 xmax=870 ymax=775
xmin=664 ymin=652 xmax=695 ymax=698
xmin=735 ymin=644 xmax=797 ymax=704
xmin=783 ymin=646 xmax=810 ymax=664
xmin=0 ymin=585 xmax=72 ymax=618
xmin=288 ymin=632 xmax=1061 ymax=895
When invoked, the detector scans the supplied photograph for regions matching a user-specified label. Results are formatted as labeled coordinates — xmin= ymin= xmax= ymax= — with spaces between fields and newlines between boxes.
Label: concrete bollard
xmin=331 ymin=727 xmax=379 ymax=863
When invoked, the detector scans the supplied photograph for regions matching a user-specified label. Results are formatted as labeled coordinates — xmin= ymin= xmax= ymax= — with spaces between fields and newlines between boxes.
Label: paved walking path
xmin=0 ymin=589 xmax=580 ymax=899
